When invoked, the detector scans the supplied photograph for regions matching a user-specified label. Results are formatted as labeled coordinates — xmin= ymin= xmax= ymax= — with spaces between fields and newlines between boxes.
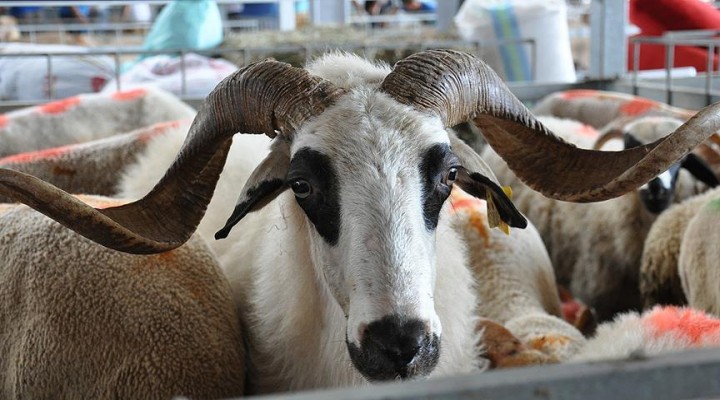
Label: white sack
xmin=455 ymin=0 xmax=576 ymax=83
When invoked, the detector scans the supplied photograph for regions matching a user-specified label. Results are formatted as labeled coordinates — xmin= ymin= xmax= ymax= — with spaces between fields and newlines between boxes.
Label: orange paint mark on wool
xmin=111 ymin=88 xmax=147 ymax=101
xmin=0 ymin=145 xmax=74 ymax=164
xmin=449 ymin=198 xmax=484 ymax=213
xmin=577 ymin=123 xmax=599 ymax=138
xmin=0 ymin=114 xmax=8 ymax=129
xmin=466 ymin=210 xmax=490 ymax=245
xmin=645 ymin=306 xmax=720 ymax=346
xmin=137 ymin=120 xmax=184 ymax=143
xmin=38 ymin=96 xmax=81 ymax=115
xmin=559 ymin=89 xmax=599 ymax=100
xmin=528 ymin=335 xmax=571 ymax=352
xmin=449 ymin=188 xmax=490 ymax=243
xmin=449 ymin=188 xmax=484 ymax=213
xmin=619 ymin=98 xmax=658 ymax=116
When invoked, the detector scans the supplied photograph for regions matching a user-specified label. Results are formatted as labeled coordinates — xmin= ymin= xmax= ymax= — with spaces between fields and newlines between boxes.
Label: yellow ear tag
xmin=486 ymin=188 xmax=511 ymax=235
xmin=502 ymin=185 xmax=513 ymax=200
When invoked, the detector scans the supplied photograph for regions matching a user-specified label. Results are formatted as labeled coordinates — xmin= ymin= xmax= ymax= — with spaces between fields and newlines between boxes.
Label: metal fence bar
xmin=665 ymin=42 xmax=675 ymax=105
xmin=251 ymin=348 xmax=720 ymax=400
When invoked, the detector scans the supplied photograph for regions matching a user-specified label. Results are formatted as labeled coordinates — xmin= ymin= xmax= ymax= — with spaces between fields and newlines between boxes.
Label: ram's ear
xmin=448 ymin=132 xmax=526 ymax=233
xmin=455 ymin=168 xmax=527 ymax=234
xmin=215 ymin=139 xmax=290 ymax=239
xmin=681 ymin=153 xmax=720 ymax=188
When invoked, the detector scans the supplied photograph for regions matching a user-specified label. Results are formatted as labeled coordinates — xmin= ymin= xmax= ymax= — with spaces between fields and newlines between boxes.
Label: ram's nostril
xmin=347 ymin=314 xmax=440 ymax=381
xmin=365 ymin=315 xmax=428 ymax=366
xmin=385 ymin=343 xmax=421 ymax=366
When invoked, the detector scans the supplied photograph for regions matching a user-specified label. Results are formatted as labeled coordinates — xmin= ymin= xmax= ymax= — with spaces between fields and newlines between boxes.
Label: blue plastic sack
xmin=141 ymin=0 xmax=223 ymax=59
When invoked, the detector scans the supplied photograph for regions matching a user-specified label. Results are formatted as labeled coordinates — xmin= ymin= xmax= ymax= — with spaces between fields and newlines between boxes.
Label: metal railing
xmin=0 ymin=36 xmax=538 ymax=112
xmin=628 ymin=30 xmax=720 ymax=107
xmin=251 ymin=348 xmax=720 ymax=400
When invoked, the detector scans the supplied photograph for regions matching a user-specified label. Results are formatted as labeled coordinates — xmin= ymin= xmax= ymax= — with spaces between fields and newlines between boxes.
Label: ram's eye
xmin=291 ymin=179 xmax=312 ymax=198
xmin=443 ymin=167 xmax=459 ymax=186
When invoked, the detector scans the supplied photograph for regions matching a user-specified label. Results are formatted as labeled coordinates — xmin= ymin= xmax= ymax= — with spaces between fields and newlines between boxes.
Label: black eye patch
xmin=419 ymin=144 xmax=458 ymax=230
xmin=288 ymin=148 xmax=341 ymax=246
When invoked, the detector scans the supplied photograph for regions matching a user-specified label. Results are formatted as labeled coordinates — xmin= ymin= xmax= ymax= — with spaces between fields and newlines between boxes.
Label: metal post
xmin=589 ymin=0 xmax=628 ymax=79
xmin=278 ymin=0 xmax=296 ymax=31
xmin=436 ymin=0 xmax=461 ymax=32
xmin=310 ymin=0 xmax=350 ymax=26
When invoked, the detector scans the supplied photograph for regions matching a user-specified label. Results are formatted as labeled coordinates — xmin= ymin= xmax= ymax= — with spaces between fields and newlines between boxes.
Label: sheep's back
xmin=0 ymin=198 xmax=245 ymax=399
xmin=677 ymin=189 xmax=720 ymax=315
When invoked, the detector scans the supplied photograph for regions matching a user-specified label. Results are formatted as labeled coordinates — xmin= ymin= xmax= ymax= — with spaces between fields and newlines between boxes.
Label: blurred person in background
xmin=400 ymin=0 xmax=436 ymax=13
xmin=58 ymin=6 xmax=93 ymax=46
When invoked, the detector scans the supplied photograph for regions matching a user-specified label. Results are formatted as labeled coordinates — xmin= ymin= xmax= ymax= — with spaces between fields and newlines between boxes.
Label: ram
xmin=482 ymin=115 xmax=718 ymax=321
xmin=1 ymin=50 xmax=718 ymax=395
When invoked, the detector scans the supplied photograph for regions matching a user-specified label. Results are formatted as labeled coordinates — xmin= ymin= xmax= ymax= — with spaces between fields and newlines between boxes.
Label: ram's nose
xmin=347 ymin=315 xmax=440 ymax=381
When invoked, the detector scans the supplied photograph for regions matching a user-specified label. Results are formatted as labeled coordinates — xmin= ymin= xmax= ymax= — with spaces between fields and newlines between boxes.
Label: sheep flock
xmin=1 ymin=50 xmax=720 ymax=398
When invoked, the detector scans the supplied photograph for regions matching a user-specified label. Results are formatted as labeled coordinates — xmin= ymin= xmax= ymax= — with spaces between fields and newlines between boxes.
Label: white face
xmin=289 ymin=90 xmax=455 ymax=381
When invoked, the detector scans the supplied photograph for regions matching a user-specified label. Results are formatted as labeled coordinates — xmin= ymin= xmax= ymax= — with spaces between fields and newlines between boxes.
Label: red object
xmin=38 ymin=96 xmax=81 ymax=115
xmin=628 ymin=0 xmax=720 ymax=72
xmin=111 ymin=88 xmax=147 ymax=101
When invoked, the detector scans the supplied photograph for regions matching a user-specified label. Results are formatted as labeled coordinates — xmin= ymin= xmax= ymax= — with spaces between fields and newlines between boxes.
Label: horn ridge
xmin=0 ymin=59 xmax=346 ymax=253
xmin=381 ymin=49 xmax=720 ymax=202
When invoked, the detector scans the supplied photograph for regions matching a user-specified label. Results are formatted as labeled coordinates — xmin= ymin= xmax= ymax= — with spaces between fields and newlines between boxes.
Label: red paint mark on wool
xmin=619 ymin=98 xmax=658 ymax=116
xmin=111 ymin=88 xmax=147 ymax=101
xmin=137 ymin=120 xmax=183 ymax=143
xmin=577 ymin=124 xmax=599 ymax=138
xmin=449 ymin=198 xmax=484 ymax=213
xmin=645 ymin=306 xmax=720 ymax=345
xmin=0 ymin=144 xmax=74 ymax=164
xmin=559 ymin=89 xmax=599 ymax=100
xmin=38 ymin=96 xmax=81 ymax=115
xmin=0 ymin=114 xmax=7 ymax=128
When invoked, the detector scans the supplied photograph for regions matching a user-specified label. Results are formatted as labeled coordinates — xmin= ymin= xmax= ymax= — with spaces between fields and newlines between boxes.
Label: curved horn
xmin=380 ymin=49 xmax=720 ymax=202
xmin=0 ymin=60 xmax=346 ymax=254
xmin=592 ymin=128 xmax=625 ymax=150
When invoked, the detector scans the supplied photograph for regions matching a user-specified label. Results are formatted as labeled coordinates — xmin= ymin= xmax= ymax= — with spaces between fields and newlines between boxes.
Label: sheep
xmin=0 ymin=119 xmax=191 ymax=202
xmin=1 ymin=49 xmax=718 ymax=394
xmin=640 ymin=185 xmax=720 ymax=313
xmin=639 ymin=188 xmax=719 ymax=308
xmin=0 ymin=195 xmax=246 ymax=399
xmin=532 ymin=89 xmax=720 ymax=178
xmin=448 ymin=188 xmax=587 ymax=361
xmin=0 ymin=86 xmax=195 ymax=157
xmin=571 ymin=305 xmax=720 ymax=362
xmin=532 ymin=89 xmax=695 ymax=129
xmin=678 ymin=190 xmax=720 ymax=315
xmin=481 ymin=115 xmax=718 ymax=321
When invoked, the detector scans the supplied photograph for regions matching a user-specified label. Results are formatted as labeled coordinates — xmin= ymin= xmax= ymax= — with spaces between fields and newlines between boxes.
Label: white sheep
xmin=0 ymin=195 xmax=246 ymax=399
xmin=640 ymin=186 xmax=720 ymax=314
xmin=532 ymin=89 xmax=696 ymax=129
xmin=2 ymin=50 xmax=718 ymax=394
xmin=571 ymin=305 xmax=720 ymax=362
xmin=639 ymin=188 xmax=719 ymax=308
xmin=532 ymin=89 xmax=720 ymax=178
xmin=0 ymin=119 xmax=191 ymax=203
xmin=0 ymin=86 xmax=195 ymax=157
xmin=678 ymin=189 xmax=720 ymax=315
xmin=481 ymin=115 xmax=718 ymax=321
